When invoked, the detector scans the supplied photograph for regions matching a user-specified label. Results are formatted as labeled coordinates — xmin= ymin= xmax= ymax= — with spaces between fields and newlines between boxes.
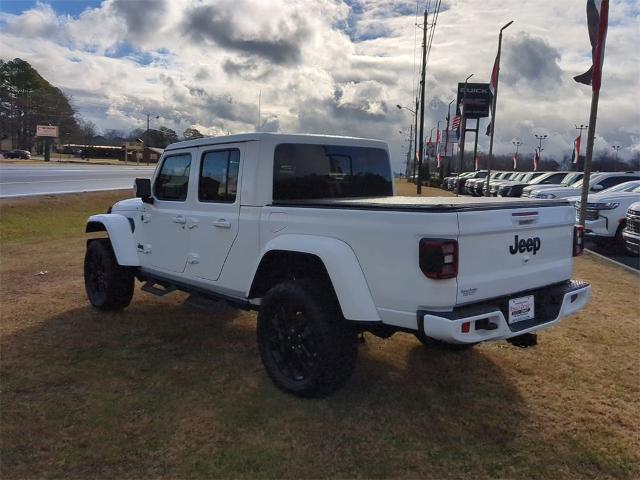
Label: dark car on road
xmin=4 ymin=149 xmax=31 ymax=159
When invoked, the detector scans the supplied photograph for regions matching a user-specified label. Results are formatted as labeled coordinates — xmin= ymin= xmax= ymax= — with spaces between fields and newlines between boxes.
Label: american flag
xmin=573 ymin=135 xmax=581 ymax=164
xmin=513 ymin=153 xmax=519 ymax=169
xmin=533 ymin=148 xmax=540 ymax=171
xmin=451 ymin=115 xmax=461 ymax=130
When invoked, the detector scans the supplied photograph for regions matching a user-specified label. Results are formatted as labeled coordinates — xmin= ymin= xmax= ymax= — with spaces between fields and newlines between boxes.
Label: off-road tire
xmin=414 ymin=329 xmax=476 ymax=351
xmin=84 ymin=238 xmax=135 ymax=310
xmin=257 ymin=280 xmax=358 ymax=397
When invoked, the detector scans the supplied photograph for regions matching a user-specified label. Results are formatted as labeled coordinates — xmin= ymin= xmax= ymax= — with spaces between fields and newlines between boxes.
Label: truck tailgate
xmin=455 ymin=205 xmax=575 ymax=305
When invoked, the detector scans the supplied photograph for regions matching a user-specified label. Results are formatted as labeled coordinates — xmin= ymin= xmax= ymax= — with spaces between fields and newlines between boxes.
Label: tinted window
xmin=599 ymin=176 xmax=639 ymax=189
xmin=155 ymin=154 xmax=191 ymax=201
xmin=273 ymin=144 xmax=392 ymax=200
xmin=199 ymin=149 xmax=240 ymax=202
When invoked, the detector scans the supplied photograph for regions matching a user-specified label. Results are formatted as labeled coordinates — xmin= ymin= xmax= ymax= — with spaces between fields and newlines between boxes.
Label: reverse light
xmin=419 ymin=239 xmax=458 ymax=279
xmin=573 ymin=225 xmax=585 ymax=256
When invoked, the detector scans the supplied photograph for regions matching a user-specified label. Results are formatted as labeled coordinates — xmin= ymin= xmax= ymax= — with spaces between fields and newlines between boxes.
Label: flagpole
xmin=486 ymin=20 xmax=513 ymax=195
xmin=577 ymin=0 xmax=608 ymax=227
xmin=578 ymin=90 xmax=600 ymax=226
xmin=443 ymin=98 xmax=454 ymax=181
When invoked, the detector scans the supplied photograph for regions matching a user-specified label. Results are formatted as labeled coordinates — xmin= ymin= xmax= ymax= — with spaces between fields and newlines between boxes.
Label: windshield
xmin=571 ymin=175 xmax=603 ymax=190
xmin=529 ymin=172 xmax=553 ymax=184
xmin=561 ymin=172 xmax=583 ymax=186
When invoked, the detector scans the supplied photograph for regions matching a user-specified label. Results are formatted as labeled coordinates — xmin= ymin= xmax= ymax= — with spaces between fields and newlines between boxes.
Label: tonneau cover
xmin=272 ymin=196 xmax=569 ymax=212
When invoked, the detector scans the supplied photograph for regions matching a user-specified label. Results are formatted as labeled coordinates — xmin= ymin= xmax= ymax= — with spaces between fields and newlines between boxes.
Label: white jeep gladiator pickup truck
xmin=84 ymin=133 xmax=591 ymax=397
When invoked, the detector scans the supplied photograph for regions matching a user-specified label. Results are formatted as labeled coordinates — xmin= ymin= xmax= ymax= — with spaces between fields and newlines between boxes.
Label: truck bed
xmin=271 ymin=196 xmax=569 ymax=212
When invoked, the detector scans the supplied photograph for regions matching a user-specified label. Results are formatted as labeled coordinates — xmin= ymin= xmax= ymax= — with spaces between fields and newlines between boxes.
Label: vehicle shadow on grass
xmin=1 ymin=301 xmax=544 ymax=478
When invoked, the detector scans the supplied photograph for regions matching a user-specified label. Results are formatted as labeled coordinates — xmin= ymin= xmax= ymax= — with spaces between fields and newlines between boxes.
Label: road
xmin=0 ymin=163 xmax=155 ymax=198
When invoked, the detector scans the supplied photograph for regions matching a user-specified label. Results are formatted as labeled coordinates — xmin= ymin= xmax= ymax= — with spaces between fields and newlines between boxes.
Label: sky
xmin=1 ymin=0 xmax=639 ymax=172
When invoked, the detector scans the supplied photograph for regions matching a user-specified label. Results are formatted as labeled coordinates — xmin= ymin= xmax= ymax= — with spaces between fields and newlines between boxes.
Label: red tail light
xmin=573 ymin=225 xmax=584 ymax=256
xmin=419 ymin=239 xmax=458 ymax=279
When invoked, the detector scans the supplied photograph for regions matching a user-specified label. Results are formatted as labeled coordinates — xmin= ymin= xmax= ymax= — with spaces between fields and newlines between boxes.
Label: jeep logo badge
xmin=509 ymin=235 xmax=541 ymax=255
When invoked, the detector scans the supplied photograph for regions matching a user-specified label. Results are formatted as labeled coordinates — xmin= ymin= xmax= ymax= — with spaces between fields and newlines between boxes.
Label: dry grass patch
xmin=1 ymin=191 xmax=639 ymax=479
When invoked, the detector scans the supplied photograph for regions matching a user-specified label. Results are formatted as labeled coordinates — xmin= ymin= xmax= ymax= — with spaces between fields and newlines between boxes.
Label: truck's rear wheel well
xmin=249 ymin=250 xmax=336 ymax=303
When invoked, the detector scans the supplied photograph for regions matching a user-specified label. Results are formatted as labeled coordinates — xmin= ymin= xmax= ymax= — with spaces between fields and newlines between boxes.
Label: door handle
xmin=172 ymin=215 xmax=186 ymax=224
xmin=212 ymin=219 xmax=231 ymax=228
xmin=187 ymin=217 xmax=199 ymax=229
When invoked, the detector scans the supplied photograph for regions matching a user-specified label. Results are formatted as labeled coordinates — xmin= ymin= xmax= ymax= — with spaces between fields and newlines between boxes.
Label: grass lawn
xmin=1 ymin=189 xmax=639 ymax=479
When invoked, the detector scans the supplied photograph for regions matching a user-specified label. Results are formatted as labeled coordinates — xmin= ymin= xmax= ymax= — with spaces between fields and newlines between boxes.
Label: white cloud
xmin=0 ymin=0 xmax=638 ymax=171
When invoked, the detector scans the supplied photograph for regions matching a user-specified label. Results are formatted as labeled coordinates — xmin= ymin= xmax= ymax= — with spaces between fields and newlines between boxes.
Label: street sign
xmin=36 ymin=125 xmax=59 ymax=137
xmin=124 ymin=141 xmax=143 ymax=151
xmin=456 ymin=83 xmax=491 ymax=119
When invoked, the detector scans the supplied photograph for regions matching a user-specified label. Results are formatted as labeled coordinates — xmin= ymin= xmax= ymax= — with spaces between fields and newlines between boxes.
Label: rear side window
xmin=199 ymin=149 xmax=240 ymax=202
xmin=599 ymin=176 xmax=639 ymax=189
xmin=155 ymin=153 xmax=191 ymax=201
xmin=273 ymin=143 xmax=392 ymax=200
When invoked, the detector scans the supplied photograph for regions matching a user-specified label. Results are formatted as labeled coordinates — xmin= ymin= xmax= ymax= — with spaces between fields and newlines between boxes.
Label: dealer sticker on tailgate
xmin=508 ymin=295 xmax=535 ymax=324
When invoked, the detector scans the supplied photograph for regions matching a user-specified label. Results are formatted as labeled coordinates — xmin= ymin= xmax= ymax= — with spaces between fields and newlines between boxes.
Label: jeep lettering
xmin=509 ymin=235 xmax=541 ymax=255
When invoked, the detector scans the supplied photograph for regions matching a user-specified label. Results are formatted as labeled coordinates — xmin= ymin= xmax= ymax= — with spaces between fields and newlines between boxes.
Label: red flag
xmin=513 ymin=153 xmax=519 ymax=169
xmin=574 ymin=0 xmax=609 ymax=92
xmin=573 ymin=135 xmax=581 ymax=164
xmin=489 ymin=54 xmax=498 ymax=96
xmin=591 ymin=0 xmax=608 ymax=92
xmin=533 ymin=148 xmax=540 ymax=171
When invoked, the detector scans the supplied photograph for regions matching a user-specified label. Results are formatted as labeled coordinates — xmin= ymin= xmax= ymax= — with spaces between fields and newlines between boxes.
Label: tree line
xmin=0 ymin=58 xmax=206 ymax=151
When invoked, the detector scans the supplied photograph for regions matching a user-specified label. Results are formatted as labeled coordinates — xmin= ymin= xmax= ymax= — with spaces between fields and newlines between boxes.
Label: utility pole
xmin=397 ymin=103 xmax=418 ymax=181
xmin=405 ymin=124 xmax=414 ymax=177
xmin=145 ymin=113 xmax=159 ymax=165
xmin=486 ymin=20 xmax=514 ymax=195
xmin=417 ymin=7 xmax=429 ymax=194
xmin=413 ymin=94 xmax=419 ymax=183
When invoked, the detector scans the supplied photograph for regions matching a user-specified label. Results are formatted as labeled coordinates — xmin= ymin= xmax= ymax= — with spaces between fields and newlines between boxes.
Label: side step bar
xmin=138 ymin=272 xmax=253 ymax=311
xmin=141 ymin=281 xmax=176 ymax=296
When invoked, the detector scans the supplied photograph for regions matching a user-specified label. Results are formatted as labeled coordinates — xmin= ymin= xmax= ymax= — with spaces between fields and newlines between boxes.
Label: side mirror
xmin=134 ymin=178 xmax=153 ymax=203
xmin=590 ymin=184 xmax=604 ymax=192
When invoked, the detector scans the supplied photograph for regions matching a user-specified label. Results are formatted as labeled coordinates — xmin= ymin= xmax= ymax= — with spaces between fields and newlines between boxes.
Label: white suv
xmin=530 ymin=172 xmax=640 ymax=200
xmin=572 ymin=181 xmax=640 ymax=248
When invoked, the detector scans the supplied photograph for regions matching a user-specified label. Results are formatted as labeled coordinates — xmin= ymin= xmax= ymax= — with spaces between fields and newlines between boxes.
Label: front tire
xmin=84 ymin=239 xmax=135 ymax=310
xmin=257 ymin=280 xmax=358 ymax=397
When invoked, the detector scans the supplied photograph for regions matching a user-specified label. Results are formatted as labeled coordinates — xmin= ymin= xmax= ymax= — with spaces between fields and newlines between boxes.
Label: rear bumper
xmin=418 ymin=280 xmax=591 ymax=344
